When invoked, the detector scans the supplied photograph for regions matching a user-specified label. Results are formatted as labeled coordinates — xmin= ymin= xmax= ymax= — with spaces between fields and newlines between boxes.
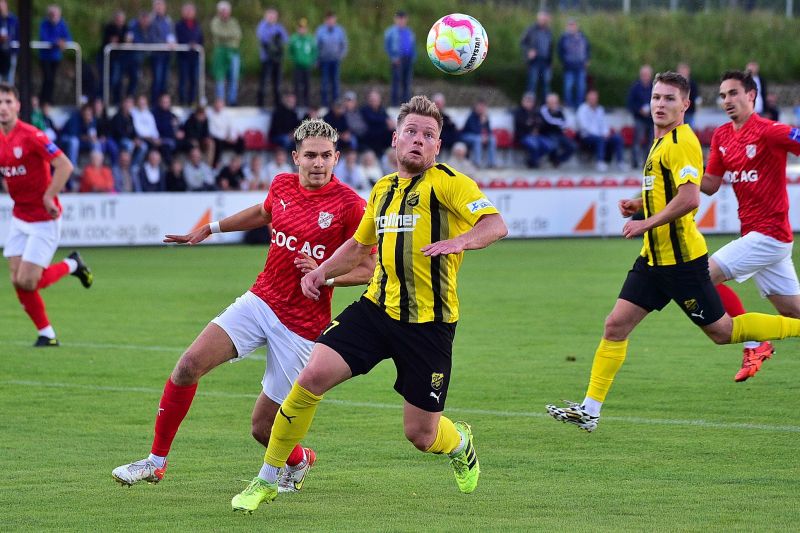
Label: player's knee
xmin=603 ymin=314 xmax=627 ymax=340
xmin=171 ymin=352 xmax=204 ymax=385
xmin=13 ymin=276 xmax=38 ymax=292
xmin=404 ymin=427 xmax=435 ymax=452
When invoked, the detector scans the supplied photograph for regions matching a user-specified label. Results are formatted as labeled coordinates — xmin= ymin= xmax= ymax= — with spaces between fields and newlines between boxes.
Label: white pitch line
xmin=3 ymin=379 xmax=800 ymax=433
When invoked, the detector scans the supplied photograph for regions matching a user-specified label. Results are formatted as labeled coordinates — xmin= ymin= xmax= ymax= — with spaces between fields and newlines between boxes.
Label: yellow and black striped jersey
xmin=354 ymin=163 xmax=499 ymax=323
xmin=640 ymin=123 xmax=707 ymax=266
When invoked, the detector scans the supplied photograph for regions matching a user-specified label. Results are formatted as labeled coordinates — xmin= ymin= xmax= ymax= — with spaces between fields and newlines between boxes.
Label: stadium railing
xmin=12 ymin=40 xmax=83 ymax=106
xmin=102 ymin=43 xmax=206 ymax=108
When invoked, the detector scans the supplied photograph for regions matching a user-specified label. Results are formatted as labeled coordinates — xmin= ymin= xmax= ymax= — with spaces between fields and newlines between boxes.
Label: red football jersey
xmin=250 ymin=173 xmax=367 ymax=341
xmin=0 ymin=120 xmax=64 ymax=222
xmin=707 ymin=114 xmax=800 ymax=242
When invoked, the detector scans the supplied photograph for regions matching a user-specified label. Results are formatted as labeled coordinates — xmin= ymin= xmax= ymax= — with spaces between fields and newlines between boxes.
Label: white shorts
xmin=211 ymin=291 xmax=314 ymax=404
xmin=2 ymin=216 xmax=61 ymax=268
xmin=711 ymin=231 xmax=800 ymax=297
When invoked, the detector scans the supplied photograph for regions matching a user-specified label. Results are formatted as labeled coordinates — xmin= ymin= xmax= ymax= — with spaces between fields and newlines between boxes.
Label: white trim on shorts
xmin=211 ymin=290 xmax=314 ymax=404
xmin=711 ymin=231 xmax=800 ymax=297
xmin=2 ymin=216 xmax=61 ymax=268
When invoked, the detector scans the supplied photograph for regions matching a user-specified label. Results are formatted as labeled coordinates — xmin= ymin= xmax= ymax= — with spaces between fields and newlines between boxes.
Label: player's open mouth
xmin=409 ymin=150 xmax=422 ymax=156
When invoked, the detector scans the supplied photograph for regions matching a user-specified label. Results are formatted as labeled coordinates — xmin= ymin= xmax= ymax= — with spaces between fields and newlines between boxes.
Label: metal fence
xmin=516 ymin=0 xmax=794 ymax=16
xmin=12 ymin=40 xmax=83 ymax=106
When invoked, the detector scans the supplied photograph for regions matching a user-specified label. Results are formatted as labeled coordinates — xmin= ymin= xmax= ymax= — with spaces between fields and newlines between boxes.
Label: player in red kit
xmin=112 ymin=119 xmax=375 ymax=494
xmin=0 ymin=83 xmax=92 ymax=347
xmin=701 ymin=70 xmax=800 ymax=381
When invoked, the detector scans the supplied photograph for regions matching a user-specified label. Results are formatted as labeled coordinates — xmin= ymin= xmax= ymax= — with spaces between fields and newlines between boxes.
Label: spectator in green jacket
xmin=210 ymin=1 xmax=241 ymax=106
xmin=288 ymin=18 xmax=317 ymax=108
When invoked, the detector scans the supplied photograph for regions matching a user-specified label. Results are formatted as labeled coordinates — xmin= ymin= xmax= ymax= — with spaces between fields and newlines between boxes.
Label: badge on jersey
xmin=318 ymin=211 xmax=334 ymax=229
xmin=13 ymin=146 xmax=22 ymax=158
xmin=745 ymin=144 xmax=757 ymax=159
xmin=466 ymin=197 xmax=493 ymax=213
xmin=45 ymin=142 xmax=59 ymax=155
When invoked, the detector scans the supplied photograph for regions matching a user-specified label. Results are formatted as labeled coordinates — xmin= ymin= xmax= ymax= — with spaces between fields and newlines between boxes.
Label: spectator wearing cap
xmin=175 ymin=2 xmax=204 ymax=106
xmin=384 ymin=10 xmax=416 ymax=106
xmin=557 ymin=18 xmax=590 ymax=109
xmin=38 ymin=4 xmax=72 ymax=104
xmin=342 ymin=90 xmax=367 ymax=141
xmin=460 ymin=98 xmax=497 ymax=169
xmin=256 ymin=7 xmax=288 ymax=108
xmin=315 ymin=11 xmax=347 ymax=107
xmin=210 ymin=1 xmax=242 ymax=106
xmin=324 ymin=98 xmax=356 ymax=151
xmin=288 ymin=17 xmax=317 ymax=108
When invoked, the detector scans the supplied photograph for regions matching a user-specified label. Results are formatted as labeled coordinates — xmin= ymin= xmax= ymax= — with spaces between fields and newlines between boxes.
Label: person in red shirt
xmin=78 ymin=150 xmax=114 ymax=193
xmin=0 ymin=83 xmax=92 ymax=347
xmin=112 ymin=118 xmax=376 ymax=494
xmin=702 ymin=70 xmax=800 ymax=381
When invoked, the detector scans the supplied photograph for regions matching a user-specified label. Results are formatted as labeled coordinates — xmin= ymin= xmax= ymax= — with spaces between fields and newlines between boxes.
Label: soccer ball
xmin=426 ymin=14 xmax=488 ymax=75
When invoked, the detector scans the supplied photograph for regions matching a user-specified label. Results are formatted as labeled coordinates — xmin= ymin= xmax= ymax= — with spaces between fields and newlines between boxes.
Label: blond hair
xmin=396 ymin=95 xmax=443 ymax=132
xmin=293 ymin=118 xmax=339 ymax=148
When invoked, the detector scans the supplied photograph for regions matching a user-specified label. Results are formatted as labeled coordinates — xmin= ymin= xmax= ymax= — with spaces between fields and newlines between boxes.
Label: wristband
xmin=325 ymin=278 xmax=335 ymax=286
xmin=209 ymin=221 xmax=221 ymax=234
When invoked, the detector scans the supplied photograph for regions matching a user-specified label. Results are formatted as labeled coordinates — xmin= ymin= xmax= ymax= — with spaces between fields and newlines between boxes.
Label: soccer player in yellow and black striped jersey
xmin=547 ymin=71 xmax=800 ymax=433
xmin=230 ymin=95 xmax=507 ymax=512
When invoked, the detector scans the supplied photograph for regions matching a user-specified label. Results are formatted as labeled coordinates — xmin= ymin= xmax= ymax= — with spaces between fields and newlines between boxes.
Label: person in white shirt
xmin=265 ymin=148 xmax=293 ymax=181
xmin=131 ymin=95 xmax=161 ymax=153
xmin=243 ymin=154 xmax=271 ymax=190
xmin=206 ymin=96 xmax=244 ymax=167
xmin=359 ymin=149 xmax=383 ymax=187
xmin=183 ymin=146 xmax=216 ymax=191
xmin=576 ymin=89 xmax=625 ymax=172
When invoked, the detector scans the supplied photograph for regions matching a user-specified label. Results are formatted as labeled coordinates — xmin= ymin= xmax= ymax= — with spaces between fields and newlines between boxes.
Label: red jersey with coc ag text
xmin=707 ymin=114 xmax=800 ymax=242
xmin=0 ymin=120 xmax=63 ymax=222
xmin=250 ymin=173 xmax=367 ymax=341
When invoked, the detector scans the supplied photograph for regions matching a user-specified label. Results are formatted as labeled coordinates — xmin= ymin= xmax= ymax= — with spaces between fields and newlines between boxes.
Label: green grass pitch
xmin=1 ymin=237 xmax=798 ymax=531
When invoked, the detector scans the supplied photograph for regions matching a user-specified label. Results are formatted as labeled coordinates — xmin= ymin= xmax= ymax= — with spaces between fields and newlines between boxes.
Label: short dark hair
xmin=653 ymin=71 xmax=690 ymax=98
xmin=0 ymin=82 xmax=19 ymax=99
xmin=721 ymin=69 xmax=758 ymax=98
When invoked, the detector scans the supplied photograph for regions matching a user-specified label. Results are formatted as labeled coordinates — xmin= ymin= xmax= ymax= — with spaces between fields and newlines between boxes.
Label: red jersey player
xmin=702 ymin=70 xmax=800 ymax=381
xmin=0 ymin=83 xmax=92 ymax=347
xmin=112 ymin=119 xmax=376 ymax=494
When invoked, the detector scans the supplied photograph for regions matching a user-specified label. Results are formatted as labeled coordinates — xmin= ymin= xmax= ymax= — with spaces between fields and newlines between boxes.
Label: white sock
xmin=743 ymin=341 xmax=760 ymax=349
xmin=64 ymin=258 xmax=78 ymax=273
xmin=38 ymin=326 xmax=56 ymax=339
xmin=448 ymin=431 xmax=467 ymax=458
xmin=148 ymin=453 xmax=166 ymax=468
xmin=258 ymin=463 xmax=281 ymax=483
xmin=582 ymin=397 xmax=602 ymax=417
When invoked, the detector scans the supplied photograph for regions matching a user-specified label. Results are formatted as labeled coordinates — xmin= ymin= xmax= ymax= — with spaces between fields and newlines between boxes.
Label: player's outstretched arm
xmin=301 ymin=238 xmax=374 ymax=300
xmin=164 ymin=203 xmax=271 ymax=244
xmin=44 ymin=153 xmax=74 ymax=219
xmin=700 ymin=173 xmax=723 ymax=196
xmin=294 ymin=251 xmax=376 ymax=287
xmin=422 ymin=213 xmax=508 ymax=257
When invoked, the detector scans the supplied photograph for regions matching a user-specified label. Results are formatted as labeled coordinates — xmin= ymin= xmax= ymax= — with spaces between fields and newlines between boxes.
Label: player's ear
xmin=391 ymin=131 xmax=397 ymax=147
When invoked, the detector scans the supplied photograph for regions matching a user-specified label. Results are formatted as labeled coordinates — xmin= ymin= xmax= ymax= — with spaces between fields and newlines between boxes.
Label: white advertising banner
xmin=1 ymin=186 xmax=800 ymax=246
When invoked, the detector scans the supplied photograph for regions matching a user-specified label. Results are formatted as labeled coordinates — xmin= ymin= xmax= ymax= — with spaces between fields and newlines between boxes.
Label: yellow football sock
xmin=731 ymin=313 xmax=800 ymax=344
xmin=425 ymin=415 xmax=461 ymax=455
xmin=264 ymin=382 xmax=323 ymax=468
xmin=585 ymin=338 xmax=629 ymax=403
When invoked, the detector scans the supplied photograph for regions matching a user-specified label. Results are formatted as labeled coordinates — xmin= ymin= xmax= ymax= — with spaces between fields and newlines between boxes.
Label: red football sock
xmin=38 ymin=262 xmax=70 ymax=289
xmin=285 ymin=443 xmax=305 ymax=467
xmin=716 ymin=283 xmax=746 ymax=317
xmin=15 ymin=287 xmax=50 ymax=329
xmin=151 ymin=378 xmax=198 ymax=457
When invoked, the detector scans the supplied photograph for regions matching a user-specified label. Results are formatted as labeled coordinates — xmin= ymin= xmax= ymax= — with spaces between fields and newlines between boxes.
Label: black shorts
xmin=317 ymin=297 xmax=457 ymax=412
xmin=619 ymin=255 xmax=725 ymax=326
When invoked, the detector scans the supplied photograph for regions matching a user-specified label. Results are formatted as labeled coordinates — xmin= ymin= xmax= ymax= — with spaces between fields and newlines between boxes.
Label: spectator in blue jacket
xmin=256 ymin=7 xmax=288 ymax=108
xmin=315 ymin=11 xmax=348 ymax=107
xmin=557 ymin=18 xmax=589 ymax=109
xmin=39 ymin=5 xmax=72 ymax=104
xmin=384 ymin=10 xmax=416 ymax=106
xmin=100 ymin=10 xmax=127 ymax=104
xmin=125 ymin=11 xmax=156 ymax=99
xmin=519 ymin=11 xmax=553 ymax=101
xmin=461 ymin=98 xmax=497 ymax=169
xmin=149 ymin=0 xmax=175 ymax=103
xmin=626 ymin=64 xmax=653 ymax=169
xmin=0 ymin=0 xmax=19 ymax=84
xmin=175 ymin=2 xmax=203 ymax=106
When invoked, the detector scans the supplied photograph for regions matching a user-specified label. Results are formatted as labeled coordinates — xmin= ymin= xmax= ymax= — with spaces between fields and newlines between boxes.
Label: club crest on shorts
xmin=683 ymin=298 xmax=699 ymax=312
xmin=746 ymin=144 xmax=757 ymax=159
xmin=318 ymin=211 xmax=334 ymax=229
xmin=13 ymin=146 xmax=22 ymax=158
xmin=431 ymin=372 xmax=444 ymax=390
